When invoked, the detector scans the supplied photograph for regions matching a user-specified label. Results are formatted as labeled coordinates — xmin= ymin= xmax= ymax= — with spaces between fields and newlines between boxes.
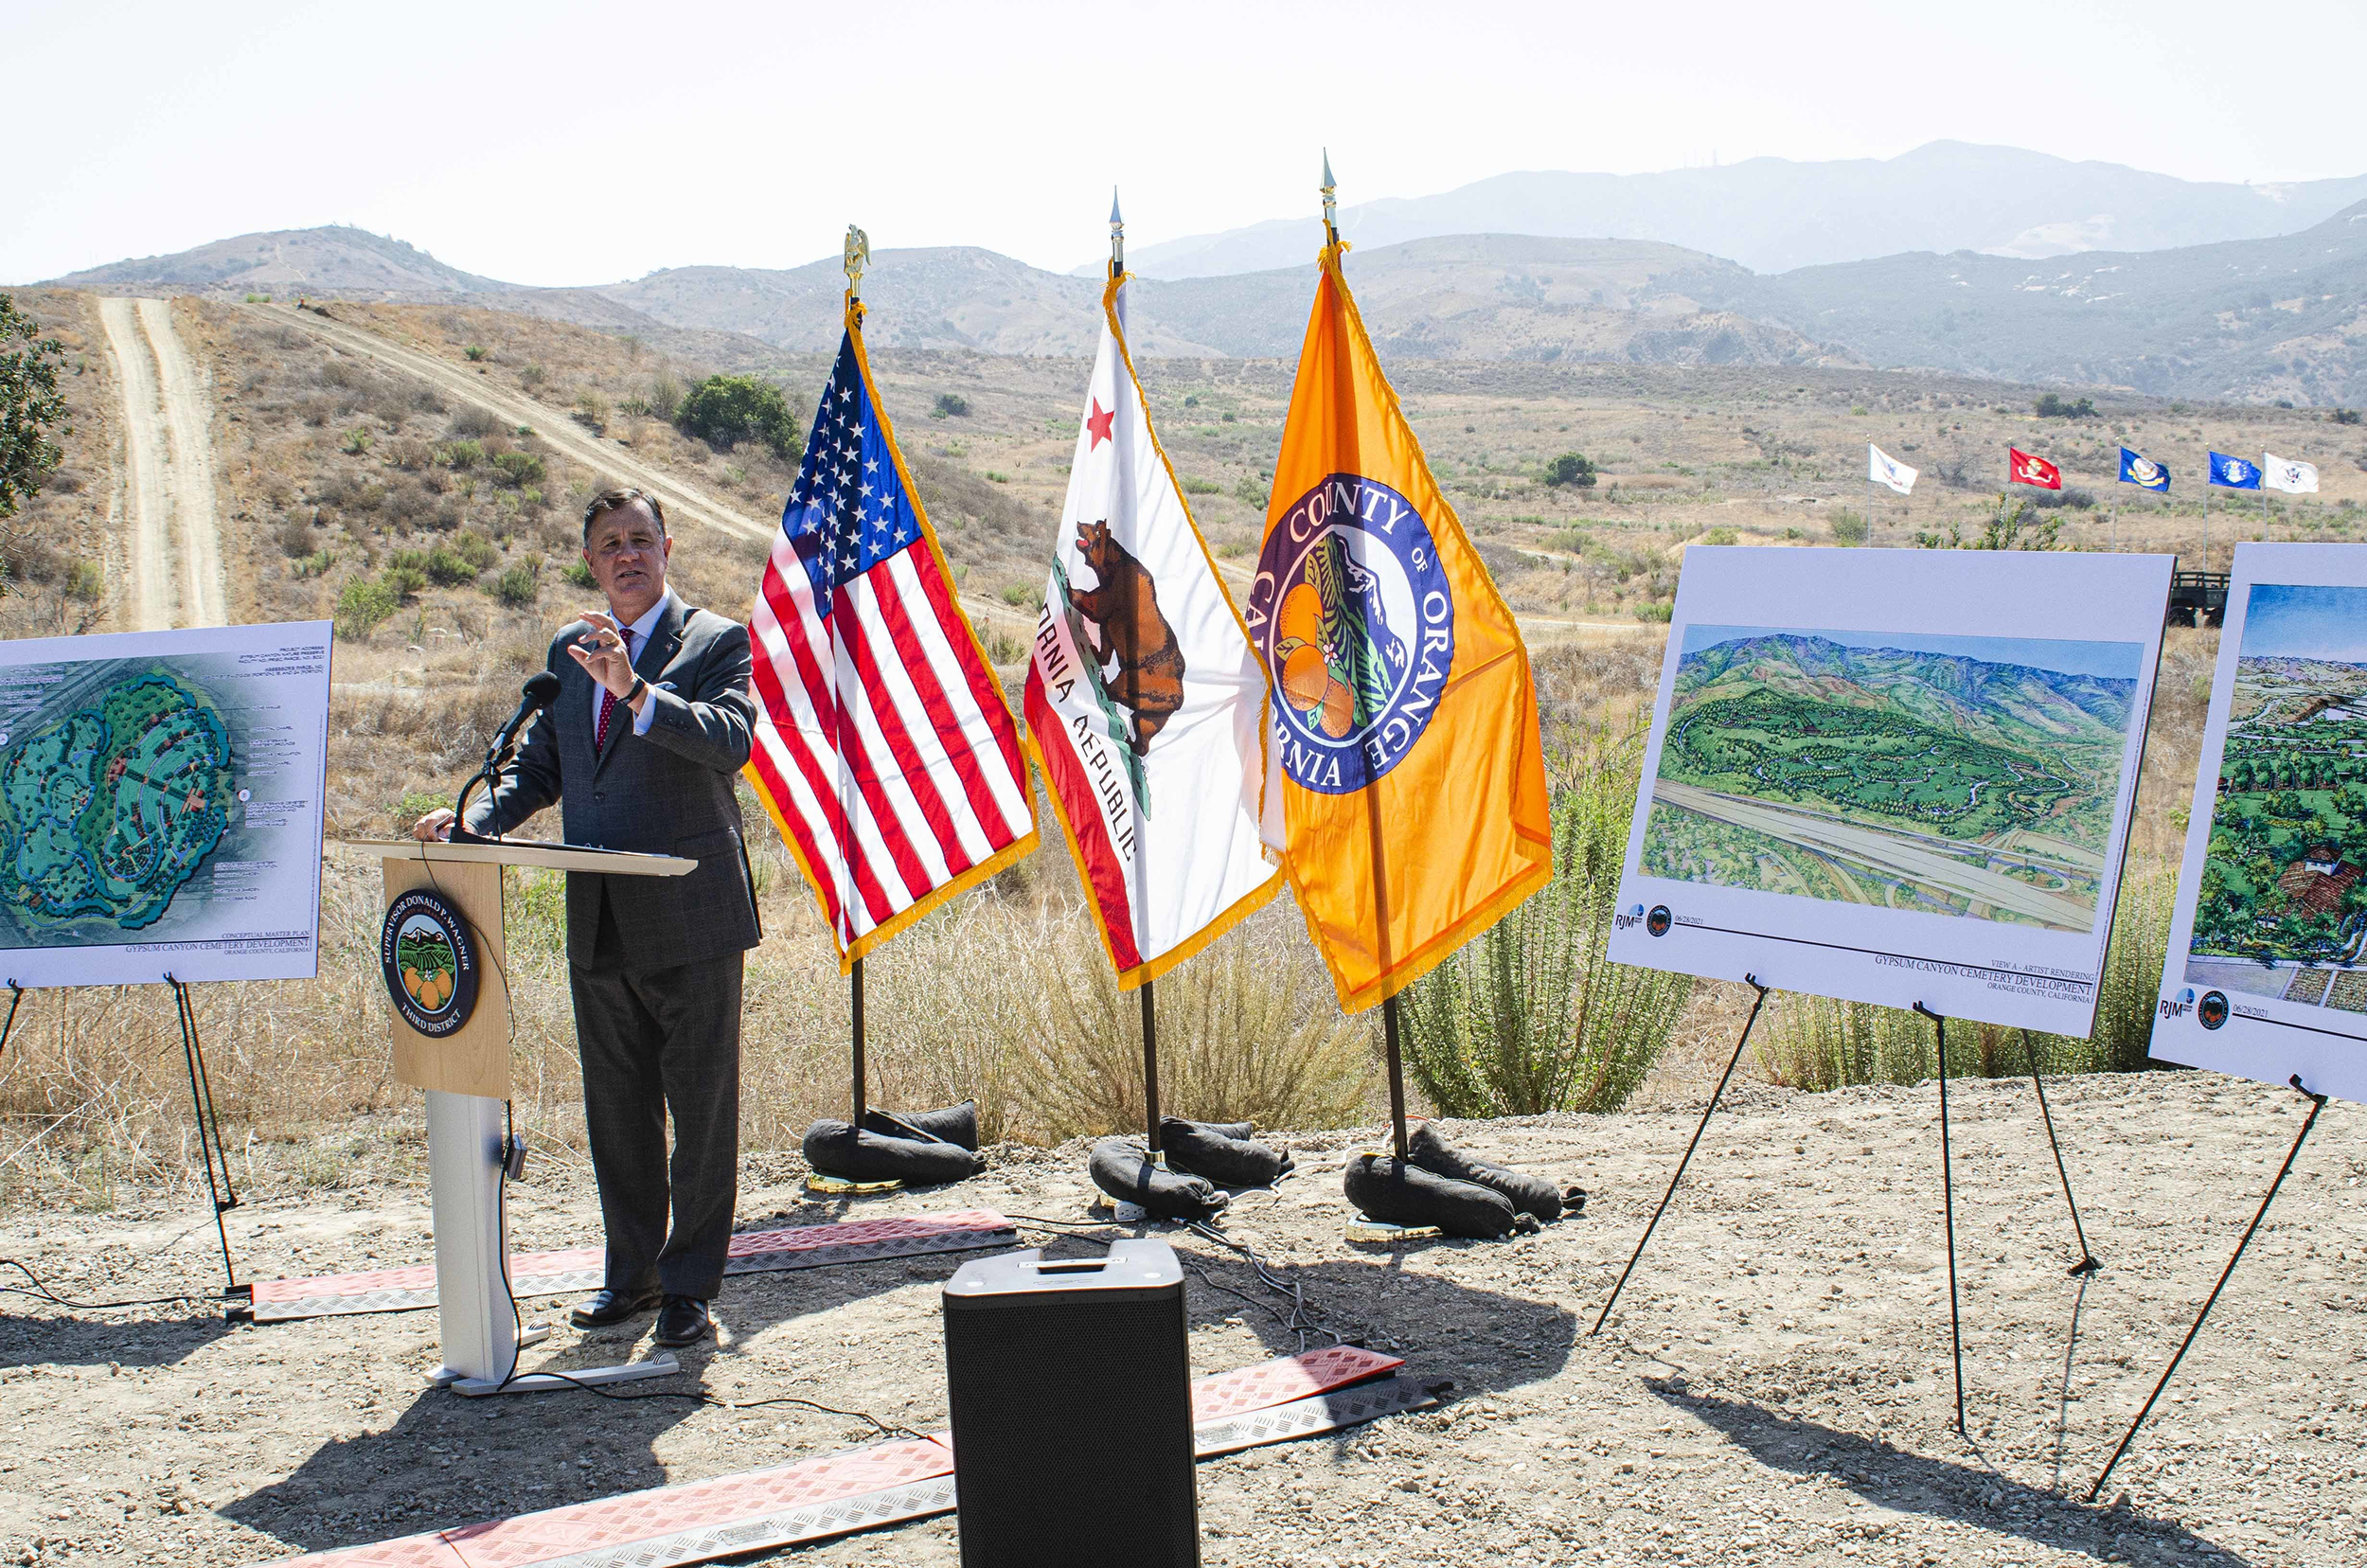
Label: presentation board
xmin=1607 ymin=547 xmax=2172 ymax=1035
xmin=0 ymin=621 xmax=331 ymax=987
xmin=2156 ymin=543 xmax=2367 ymax=1102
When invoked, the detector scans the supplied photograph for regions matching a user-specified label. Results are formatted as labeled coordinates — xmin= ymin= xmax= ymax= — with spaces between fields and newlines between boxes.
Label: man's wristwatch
xmin=625 ymin=675 xmax=649 ymax=706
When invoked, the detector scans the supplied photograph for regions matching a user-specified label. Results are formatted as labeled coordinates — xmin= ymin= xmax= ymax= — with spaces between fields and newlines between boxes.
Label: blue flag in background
xmin=2209 ymin=451 xmax=2261 ymax=490
xmin=2119 ymin=448 xmax=2171 ymax=491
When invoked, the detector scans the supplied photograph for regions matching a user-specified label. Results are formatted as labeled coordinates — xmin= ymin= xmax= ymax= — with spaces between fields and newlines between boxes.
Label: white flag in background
xmin=2264 ymin=454 xmax=2319 ymax=494
xmin=1869 ymin=444 xmax=1917 ymax=496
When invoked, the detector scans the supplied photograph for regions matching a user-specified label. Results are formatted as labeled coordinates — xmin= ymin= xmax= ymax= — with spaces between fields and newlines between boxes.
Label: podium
xmin=344 ymin=837 xmax=695 ymax=1396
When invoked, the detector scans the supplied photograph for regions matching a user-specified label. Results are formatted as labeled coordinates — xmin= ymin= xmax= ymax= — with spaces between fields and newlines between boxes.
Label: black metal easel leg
xmin=166 ymin=974 xmax=243 ymax=1303
xmin=2085 ymin=1075 xmax=2328 ymax=1503
xmin=1914 ymin=1003 xmax=1967 ymax=1436
xmin=0 ymin=981 xmax=22 ymax=1061
xmin=1591 ymin=976 xmax=1771 ymax=1336
xmin=2022 ymin=1029 xmax=2100 ymax=1274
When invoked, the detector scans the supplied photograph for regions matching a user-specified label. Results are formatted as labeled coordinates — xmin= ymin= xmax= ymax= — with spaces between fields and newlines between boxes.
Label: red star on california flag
xmin=1085 ymin=397 xmax=1116 ymax=449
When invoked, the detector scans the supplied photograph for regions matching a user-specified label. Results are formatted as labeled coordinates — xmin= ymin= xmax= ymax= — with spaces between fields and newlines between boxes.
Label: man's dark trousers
xmin=569 ymin=923 xmax=743 ymax=1299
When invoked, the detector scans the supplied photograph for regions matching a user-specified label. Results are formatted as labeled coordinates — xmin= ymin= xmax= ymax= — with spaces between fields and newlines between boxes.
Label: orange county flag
xmin=1024 ymin=274 xmax=1284 ymax=985
xmin=1251 ymin=241 xmax=1552 ymax=1011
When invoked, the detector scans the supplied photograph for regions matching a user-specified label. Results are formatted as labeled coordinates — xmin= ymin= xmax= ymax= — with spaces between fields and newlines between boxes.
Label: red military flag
xmin=2008 ymin=447 xmax=2062 ymax=490
xmin=744 ymin=293 xmax=1039 ymax=969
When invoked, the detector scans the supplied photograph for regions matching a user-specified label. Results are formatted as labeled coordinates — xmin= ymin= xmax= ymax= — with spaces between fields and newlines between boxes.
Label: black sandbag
xmin=1160 ymin=1116 xmax=1294 ymax=1188
xmin=1343 ymin=1153 xmax=1522 ymax=1239
xmin=802 ymin=1118 xmax=984 ymax=1185
xmin=861 ymin=1099 xmax=980 ymax=1150
xmin=1407 ymin=1120 xmax=1561 ymax=1223
xmin=1089 ymin=1137 xmax=1228 ymax=1221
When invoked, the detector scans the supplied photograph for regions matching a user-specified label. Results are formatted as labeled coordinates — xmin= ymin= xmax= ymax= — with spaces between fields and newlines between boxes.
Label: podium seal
xmin=382 ymin=888 xmax=481 ymax=1037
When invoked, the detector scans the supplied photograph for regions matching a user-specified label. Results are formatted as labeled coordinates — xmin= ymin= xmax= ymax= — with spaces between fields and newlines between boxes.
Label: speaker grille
xmin=945 ymin=1289 xmax=1198 ymax=1567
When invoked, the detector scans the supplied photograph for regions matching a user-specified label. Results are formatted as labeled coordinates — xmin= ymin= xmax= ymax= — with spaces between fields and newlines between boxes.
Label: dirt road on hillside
xmin=249 ymin=304 xmax=775 ymax=548
xmin=98 ymin=297 xmax=227 ymax=630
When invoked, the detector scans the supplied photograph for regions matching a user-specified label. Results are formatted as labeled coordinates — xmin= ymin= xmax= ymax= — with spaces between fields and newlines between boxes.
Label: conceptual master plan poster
xmin=1608 ymin=547 xmax=2172 ymax=1036
xmin=0 ymin=622 xmax=330 ymax=988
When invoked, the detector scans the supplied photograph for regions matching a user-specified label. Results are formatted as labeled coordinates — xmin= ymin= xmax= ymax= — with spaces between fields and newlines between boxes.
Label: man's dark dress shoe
xmin=652 ymin=1294 xmax=712 ymax=1347
xmin=570 ymin=1287 xmax=661 ymax=1328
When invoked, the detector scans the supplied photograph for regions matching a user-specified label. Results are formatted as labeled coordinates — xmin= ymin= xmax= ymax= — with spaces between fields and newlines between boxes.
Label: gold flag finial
xmin=843 ymin=224 xmax=870 ymax=299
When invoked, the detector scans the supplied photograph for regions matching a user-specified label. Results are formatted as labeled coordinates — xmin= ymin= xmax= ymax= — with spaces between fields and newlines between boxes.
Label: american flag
xmin=745 ymin=321 xmax=1037 ymax=963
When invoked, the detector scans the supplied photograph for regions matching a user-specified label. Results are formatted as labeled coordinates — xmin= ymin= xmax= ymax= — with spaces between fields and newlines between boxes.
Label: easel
xmin=0 ymin=973 xmax=249 ymax=1316
xmin=2086 ymin=1074 xmax=2327 ymax=1501
xmin=345 ymin=836 xmax=692 ymax=1395
xmin=1589 ymin=990 xmax=2100 ymax=1436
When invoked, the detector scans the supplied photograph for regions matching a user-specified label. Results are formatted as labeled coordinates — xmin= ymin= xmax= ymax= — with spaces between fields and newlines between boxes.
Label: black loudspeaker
xmin=942 ymin=1239 xmax=1199 ymax=1568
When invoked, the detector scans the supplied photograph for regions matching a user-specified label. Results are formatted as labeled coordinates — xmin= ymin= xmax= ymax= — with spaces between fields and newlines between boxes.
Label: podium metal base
xmin=429 ymin=1323 xmax=549 ymax=1387
xmin=451 ymin=1352 xmax=681 ymax=1398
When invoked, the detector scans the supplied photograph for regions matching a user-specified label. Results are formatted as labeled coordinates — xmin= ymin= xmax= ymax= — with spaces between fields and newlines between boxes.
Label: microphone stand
xmin=448 ymin=704 xmax=539 ymax=846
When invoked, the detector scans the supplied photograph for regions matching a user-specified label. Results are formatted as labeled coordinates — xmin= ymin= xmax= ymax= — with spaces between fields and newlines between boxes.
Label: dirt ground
xmin=1 ymin=1070 xmax=2360 ymax=1568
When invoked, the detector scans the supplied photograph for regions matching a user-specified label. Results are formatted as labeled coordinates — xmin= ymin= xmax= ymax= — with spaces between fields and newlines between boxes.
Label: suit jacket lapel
xmin=594 ymin=597 xmax=686 ymax=773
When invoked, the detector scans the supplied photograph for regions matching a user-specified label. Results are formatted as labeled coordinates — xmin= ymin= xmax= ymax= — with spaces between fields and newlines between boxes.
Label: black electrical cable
xmin=0 ymin=1258 xmax=205 ymax=1312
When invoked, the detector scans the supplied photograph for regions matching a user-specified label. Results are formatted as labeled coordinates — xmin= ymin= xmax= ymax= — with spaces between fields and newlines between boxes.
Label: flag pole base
xmin=806 ymin=1173 xmax=903 ymax=1196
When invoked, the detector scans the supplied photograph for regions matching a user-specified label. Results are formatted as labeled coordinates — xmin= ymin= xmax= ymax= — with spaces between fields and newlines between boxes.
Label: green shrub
xmin=2035 ymin=393 xmax=2097 ymax=419
xmin=335 ymin=576 xmax=400 ymax=638
xmin=933 ymin=392 xmax=970 ymax=419
xmin=383 ymin=564 xmax=428 ymax=599
xmin=518 ymin=363 xmax=546 ymax=391
xmin=1698 ymin=526 xmax=1738 ymax=547
xmin=574 ymin=391 xmax=609 ymax=435
xmin=424 ymin=545 xmax=481 ymax=586
xmin=646 ymin=370 xmax=684 ymax=423
xmin=294 ymin=548 xmax=334 ymax=579
xmin=489 ymin=450 xmax=545 ymax=489
xmin=64 ymin=560 xmax=102 ymax=602
xmin=437 ymin=439 xmax=484 ymax=472
xmin=1402 ymin=731 xmax=1693 ymax=1116
xmin=997 ymin=582 xmax=1033 ymax=607
xmin=674 ymin=374 xmax=800 ymax=458
xmin=340 ymin=427 xmax=373 ymax=455
xmin=561 ymin=559 xmax=597 ymax=589
xmin=1829 ymin=509 xmax=1870 ymax=544
xmin=1180 ymin=476 xmax=1221 ymax=495
xmin=493 ymin=563 xmax=539 ymax=607
xmin=1543 ymin=452 xmax=1597 ymax=489
xmin=1233 ymin=474 xmax=1268 ymax=508
xmin=0 ymin=295 xmax=68 ymax=523
xmin=463 ymin=345 xmax=489 ymax=363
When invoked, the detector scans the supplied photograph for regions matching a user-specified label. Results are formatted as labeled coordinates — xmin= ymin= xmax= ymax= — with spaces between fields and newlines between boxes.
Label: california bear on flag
xmin=1023 ymin=273 xmax=1283 ymax=985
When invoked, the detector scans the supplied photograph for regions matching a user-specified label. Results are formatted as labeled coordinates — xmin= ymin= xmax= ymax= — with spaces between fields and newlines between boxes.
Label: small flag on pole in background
xmin=2264 ymin=454 xmax=2319 ymax=494
xmin=2008 ymin=447 xmax=2062 ymax=490
xmin=1868 ymin=444 xmax=1917 ymax=496
xmin=744 ymin=294 xmax=1039 ymax=970
xmin=1024 ymin=271 xmax=1283 ymax=986
xmin=1251 ymin=236 xmax=1552 ymax=1011
xmin=2208 ymin=452 xmax=2261 ymax=490
xmin=2118 ymin=447 xmax=2171 ymax=491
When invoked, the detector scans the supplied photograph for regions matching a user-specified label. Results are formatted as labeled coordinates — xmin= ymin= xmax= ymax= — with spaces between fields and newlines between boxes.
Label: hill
xmin=1686 ymin=201 xmax=2367 ymax=403
xmin=49 ymin=226 xmax=508 ymax=298
xmin=1671 ymin=633 xmax=2137 ymax=752
xmin=1121 ymin=141 xmax=2367 ymax=278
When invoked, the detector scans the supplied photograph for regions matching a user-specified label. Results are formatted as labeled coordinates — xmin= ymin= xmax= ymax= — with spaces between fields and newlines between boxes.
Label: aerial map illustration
xmin=1641 ymin=627 xmax=2144 ymax=933
xmin=2184 ymin=583 xmax=2367 ymax=1007
xmin=0 ymin=669 xmax=235 ymax=933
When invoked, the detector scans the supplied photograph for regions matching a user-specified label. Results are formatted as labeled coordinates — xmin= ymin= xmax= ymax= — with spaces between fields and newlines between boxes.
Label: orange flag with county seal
xmin=1251 ymin=239 xmax=1551 ymax=1011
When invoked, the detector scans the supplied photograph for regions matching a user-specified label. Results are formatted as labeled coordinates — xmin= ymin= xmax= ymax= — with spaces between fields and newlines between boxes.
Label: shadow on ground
xmin=1651 ymin=1379 xmax=2252 ymax=1566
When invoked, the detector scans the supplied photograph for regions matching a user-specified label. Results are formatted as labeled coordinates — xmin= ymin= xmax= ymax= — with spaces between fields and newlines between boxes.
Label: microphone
xmin=450 ymin=672 xmax=564 ymax=843
xmin=488 ymin=671 xmax=563 ymax=760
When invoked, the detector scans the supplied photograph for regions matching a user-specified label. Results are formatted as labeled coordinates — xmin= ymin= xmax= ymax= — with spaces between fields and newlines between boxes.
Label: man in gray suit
xmin=415 ymin=487 xmax=758 ymax=1348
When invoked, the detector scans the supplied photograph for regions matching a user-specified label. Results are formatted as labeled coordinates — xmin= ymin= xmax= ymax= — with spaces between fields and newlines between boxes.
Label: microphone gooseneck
xmin=451 ymin=672 xmax=565 ymax=843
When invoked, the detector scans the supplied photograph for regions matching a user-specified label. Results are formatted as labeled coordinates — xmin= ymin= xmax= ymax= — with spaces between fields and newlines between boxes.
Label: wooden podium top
xmin=336 ymin=837 xmax=696 ymax=877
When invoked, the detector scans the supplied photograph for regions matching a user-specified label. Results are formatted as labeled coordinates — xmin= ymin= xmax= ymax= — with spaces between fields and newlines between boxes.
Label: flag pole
xmin=1323 ymin=151 xmax=1413 ymax=1165
xmin=1108 ymin=187 xmax=1166 ymax=1166
xmin=844 ymin=223 xmax=871 ymax=1131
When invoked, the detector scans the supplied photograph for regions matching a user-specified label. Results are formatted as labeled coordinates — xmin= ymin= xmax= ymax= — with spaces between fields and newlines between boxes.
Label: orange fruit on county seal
xmin=1280 ymin=645 xmax=1330 ymax=711
xmin=402 ymin=966 xmax=424 ymax=1000
xmin=1276 ymin=582 xmax=1324 ymax=651
xmin=1319 ymin=678 xmax=1356 ymax=739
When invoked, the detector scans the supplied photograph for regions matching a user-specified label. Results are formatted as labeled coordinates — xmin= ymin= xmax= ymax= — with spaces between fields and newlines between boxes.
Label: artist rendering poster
xmin=2156 ymin=544 xmax=2367 ymax=1102
xmin=1607 ymin=547 xmax=2172 ymax=1035
xmin=0 ymin=622 xmax=331 ymax=987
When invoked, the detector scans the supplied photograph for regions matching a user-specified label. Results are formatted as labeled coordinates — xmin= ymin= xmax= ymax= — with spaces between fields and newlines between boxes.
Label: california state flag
xmin=1253 ymin=239 xmax=1553 ymax=1010
xmin=1023 ymin=276 xmax=1284 ymax=986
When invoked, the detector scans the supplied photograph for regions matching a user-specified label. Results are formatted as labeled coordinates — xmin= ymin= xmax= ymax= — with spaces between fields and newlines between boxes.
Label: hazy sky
xmin=1683 ymin=626 xmax=2144 ymax=681
xmin=2240 ymin=585 xmax=2367 ymax=663
xmin=10 ymin=0 xmax=2366 ymax=287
